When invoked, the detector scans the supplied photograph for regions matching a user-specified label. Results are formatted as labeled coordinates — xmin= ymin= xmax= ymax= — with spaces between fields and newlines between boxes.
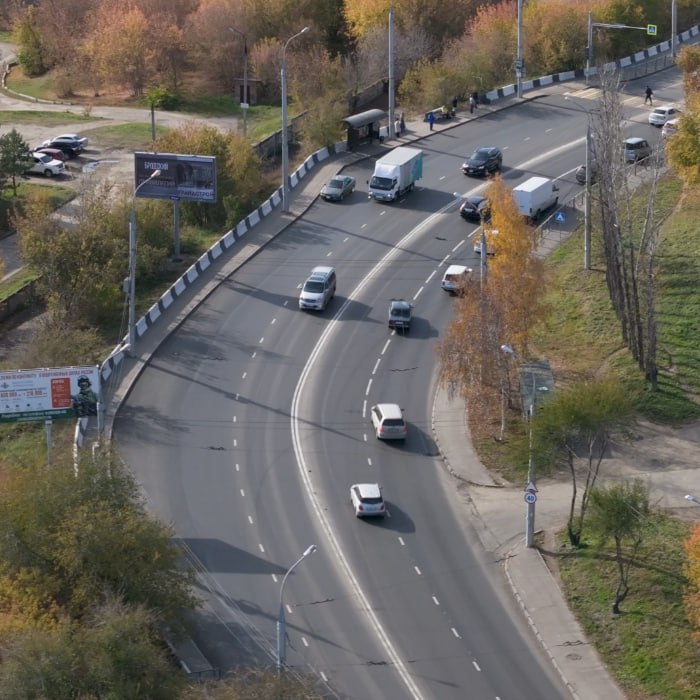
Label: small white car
xmin=350 ymin=483 xmax=386 ymax=518
xmin=648 ymin=105 xmax=681 ymax=127
xmin=661 ymin=118 xmax=680 ymax=138
xmin=26 ymin=152 xmax=65 ymax=177
xmin=371 ymin=403 xmax=407 ymax=440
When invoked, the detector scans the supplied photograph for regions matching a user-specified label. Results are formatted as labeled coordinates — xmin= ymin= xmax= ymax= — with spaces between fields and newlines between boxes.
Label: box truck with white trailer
xmin=512 ymin=176 xmax=559 ymax=222
xmin=368 ymin=147 xmax=424 ymax=202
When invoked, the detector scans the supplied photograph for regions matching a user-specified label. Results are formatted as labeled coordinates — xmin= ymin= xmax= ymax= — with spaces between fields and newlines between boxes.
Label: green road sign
xmin=647 ymin=24 xmax=657 ymax=36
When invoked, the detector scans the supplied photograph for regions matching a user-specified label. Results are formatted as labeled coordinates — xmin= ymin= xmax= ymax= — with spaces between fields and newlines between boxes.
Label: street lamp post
xmin=281 ymin=26 xmax=309 ymax=214
xmin=276 ymin=544 xmax=317 ymax=673
xmin=229 ymin=27 xmax=249 ymax=138
xmin=502 ymin=344 xmax=537 ymax=548
xmin=515 ymin=0 xmax=524 ymax=97
xmin=127 ymin=169 xmax=161 ymax=357
xmin=565 ymin=96 xmax=594 ymax=270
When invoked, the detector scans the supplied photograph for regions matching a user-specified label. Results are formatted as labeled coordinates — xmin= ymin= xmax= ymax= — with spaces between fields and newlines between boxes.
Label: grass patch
xmin=557 ymin=517 xmax=700 ymax=699
xmin=532 ymin=176 xmax=700 ymax=423
xmin=79 ymin=122 xmax=169 ymax=151
xmin=0 ymin=110 xmax=100 ymax=126
xmin=0 ymin=269 xmax=40 ymax=301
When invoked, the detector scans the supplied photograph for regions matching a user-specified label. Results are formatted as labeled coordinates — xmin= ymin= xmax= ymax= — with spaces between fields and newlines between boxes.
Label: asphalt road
xmin=114 ymin=78 xmax=680 ymax=698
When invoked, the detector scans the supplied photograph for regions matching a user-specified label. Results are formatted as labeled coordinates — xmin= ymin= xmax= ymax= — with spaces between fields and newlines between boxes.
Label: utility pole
xmin=388 ymin=1 xmax=395 ymax=139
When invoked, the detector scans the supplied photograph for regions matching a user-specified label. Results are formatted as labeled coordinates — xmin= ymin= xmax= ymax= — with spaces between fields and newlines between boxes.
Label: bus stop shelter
xmin=343 ymin=109 xmax=386 ymax=150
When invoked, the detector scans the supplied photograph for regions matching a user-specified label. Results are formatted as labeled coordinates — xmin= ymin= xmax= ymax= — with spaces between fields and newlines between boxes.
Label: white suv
xmin=26 ymin=153 xmax=65 ymax=177
xmin=350 ymin=483 xmax=386 ymax=518
xmin=371 ymin=403 xmax=407 ymax=440
xmin=299 ymin=266 xmax=336 ymax=310
xmin=441 ymin=264 xmax=471 ymax=294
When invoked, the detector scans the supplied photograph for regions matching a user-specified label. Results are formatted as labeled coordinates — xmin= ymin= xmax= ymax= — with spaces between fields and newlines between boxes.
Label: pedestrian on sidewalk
xmin=452 ymin=95 xmax=458 ymax=113
xmin=400 ymin=112 xmax=405 ymax=133
xmin=644 ymin=85 xmax=653 ymax=105
xmin=428 ymin=111 xmax=435 ymax=131
xmin=394 ymin=116 xmax=401 ymax=136
xmin=471 ymin=91 xmax=479 ymax=109
xmin=469 ymin=94 xmax=476 ymax=114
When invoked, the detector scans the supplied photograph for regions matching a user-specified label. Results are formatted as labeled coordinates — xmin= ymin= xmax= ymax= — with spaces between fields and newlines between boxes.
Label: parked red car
xmin=34 ymin=147 xmax=70 ymax=163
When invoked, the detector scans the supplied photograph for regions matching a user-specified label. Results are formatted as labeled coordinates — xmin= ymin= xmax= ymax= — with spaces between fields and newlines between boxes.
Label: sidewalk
xmin=100 ymin=93 xmax=625 ymax=698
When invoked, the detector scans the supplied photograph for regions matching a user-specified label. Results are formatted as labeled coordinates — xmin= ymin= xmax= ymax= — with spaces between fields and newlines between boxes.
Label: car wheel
xmin=44 ymin=170 xmax=53 ymax=178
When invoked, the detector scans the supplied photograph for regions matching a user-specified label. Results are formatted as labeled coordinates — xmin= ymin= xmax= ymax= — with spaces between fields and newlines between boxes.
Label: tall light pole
xmin=127 ymin=169 xmax=161 ymax=357
xmin=671 ymin=0 xmax=677 ymax=59
xmin=502 ymin=344 xmax=537 ymax=548
xmin=277 ymin=544 xmax=317 ymax=673
xmin=388 ymin=1 xmax=395 ymax=139
xmin=565 ymin=96 xmax=593 ymax=269
xmin=229 ymin=26 xmax=249 ymax=138
xmin=281 ymin=26 xmax=309 ymax=214
xmin=516 ymin=0 xmax=524 ymax=97
xmin=583 ymin=122 xmax=592 ymax=269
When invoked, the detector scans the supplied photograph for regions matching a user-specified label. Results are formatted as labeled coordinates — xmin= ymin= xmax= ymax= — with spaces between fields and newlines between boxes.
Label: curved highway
xmin=115 ymin=86 xmax=672 ymax=698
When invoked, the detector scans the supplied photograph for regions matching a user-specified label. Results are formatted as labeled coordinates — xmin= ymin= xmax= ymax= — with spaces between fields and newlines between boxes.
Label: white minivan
xmin=299 ymin=266 xmax=336 ymax=310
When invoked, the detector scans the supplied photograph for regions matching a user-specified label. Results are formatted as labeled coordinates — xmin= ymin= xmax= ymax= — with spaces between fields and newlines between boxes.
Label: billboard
xmin=0 ymin=366 xmax=101 ymax=423
xmin=134 ymin=152 xmax=217 ymax=203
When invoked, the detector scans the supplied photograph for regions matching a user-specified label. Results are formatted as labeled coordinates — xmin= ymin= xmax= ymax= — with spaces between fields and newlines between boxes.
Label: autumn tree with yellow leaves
xmin=437 ymin=176 xmax=547 ymax=436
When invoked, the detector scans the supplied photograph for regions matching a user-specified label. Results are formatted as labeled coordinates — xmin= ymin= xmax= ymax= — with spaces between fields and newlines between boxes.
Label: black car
xmin=39 ymin=135 xmax=87 ymax=160
xmin=459 ymin=195 xmax=490 ymax=222
xmin=462 ymin=146 xmax=502 ymax=176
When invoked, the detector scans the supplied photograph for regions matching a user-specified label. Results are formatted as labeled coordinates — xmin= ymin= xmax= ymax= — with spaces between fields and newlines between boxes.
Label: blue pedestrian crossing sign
xmin=555 ymin=211 xmax=565 ymax=223
xmin=647 ymin=24 xmax=657 ymax=36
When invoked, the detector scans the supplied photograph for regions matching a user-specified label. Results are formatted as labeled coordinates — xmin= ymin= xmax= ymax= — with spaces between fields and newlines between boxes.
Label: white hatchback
xmin=350 ymin=483 xmax=386 ymax=518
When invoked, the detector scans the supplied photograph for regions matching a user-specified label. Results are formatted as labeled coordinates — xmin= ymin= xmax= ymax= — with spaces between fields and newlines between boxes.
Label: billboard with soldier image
xmin=0 ymin=366 xmax=101 ymax=423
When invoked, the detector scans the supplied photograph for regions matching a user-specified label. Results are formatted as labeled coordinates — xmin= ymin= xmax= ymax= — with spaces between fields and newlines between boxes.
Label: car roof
xmin=310 ymin=265 xmax=334 ymax=277
xmin=352 ymin=483 xmax=382 ymax=498
xmin=390 ymin=299 xmax=411 ymax=309
xmin=373 ymin=402 xmax=403 ymax=419
xmin=445 ymin=264 xmax=469 ymax=275
xmin=624 ymin=137 xmax=646 ymax=145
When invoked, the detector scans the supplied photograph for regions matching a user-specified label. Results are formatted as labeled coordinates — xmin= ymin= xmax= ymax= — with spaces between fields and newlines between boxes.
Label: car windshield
xmin=303 ymin=280 xmax=324 ymax=293
xmin=328 ymin=179 xmax=343 ymax=189
xmin=36 ymin=154 xmax=50 ymax=163
xmin=472 ymin=149 xmax=490 ymax=161
xmin=392 ymin=307 xmax=410 ymax=318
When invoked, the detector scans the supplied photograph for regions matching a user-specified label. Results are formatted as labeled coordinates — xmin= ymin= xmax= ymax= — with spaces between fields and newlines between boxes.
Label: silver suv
xmin=623 ymin=137 xmax=652 ymax=163
xmin=298 ymin=266 xmax=336 ymax=311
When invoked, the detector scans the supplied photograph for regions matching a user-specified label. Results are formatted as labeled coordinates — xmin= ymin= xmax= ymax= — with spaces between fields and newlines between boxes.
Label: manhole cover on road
xmin=82 ymin=159 xmax=121 ymax=173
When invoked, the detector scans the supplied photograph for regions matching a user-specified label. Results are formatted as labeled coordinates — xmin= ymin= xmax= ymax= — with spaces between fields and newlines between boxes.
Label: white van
xmin=299 ymin=266 xmax=336 ymax=310
xmin=370 ymin=403 xmax=407 ymax=440
xmin=512 ymin=177 xmax=559 ymax=222
xmin=441 ymin=265 xmax=471 ymax=294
